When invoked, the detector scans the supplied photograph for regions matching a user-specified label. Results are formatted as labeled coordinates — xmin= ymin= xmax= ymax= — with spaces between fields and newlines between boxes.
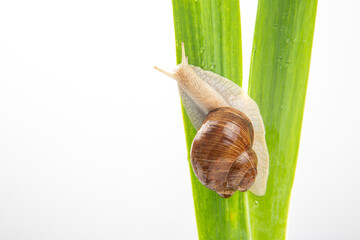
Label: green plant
xmin=172 ymin=0 xmax=317 ymax=239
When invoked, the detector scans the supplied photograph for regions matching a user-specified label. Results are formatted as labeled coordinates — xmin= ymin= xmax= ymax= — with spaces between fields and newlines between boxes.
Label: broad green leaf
xmin=172 ymin=1 xmax=248 ymax=239
xmin=248 ymin=1 xmax=317 ymax=239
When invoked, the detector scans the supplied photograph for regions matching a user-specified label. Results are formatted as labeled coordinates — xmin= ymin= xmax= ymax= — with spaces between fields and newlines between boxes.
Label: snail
xmin=155 ymin=43 xmax=269 ymax=198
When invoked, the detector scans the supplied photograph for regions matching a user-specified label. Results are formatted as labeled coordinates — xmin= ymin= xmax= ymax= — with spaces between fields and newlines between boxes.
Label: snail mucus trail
xmin=155 ymin=43 xmax=269 ymax=198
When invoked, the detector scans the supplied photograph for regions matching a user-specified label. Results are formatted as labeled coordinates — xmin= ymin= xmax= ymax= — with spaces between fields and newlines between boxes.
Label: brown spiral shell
xmin=190 ymin=107 xmax=258 ymax=198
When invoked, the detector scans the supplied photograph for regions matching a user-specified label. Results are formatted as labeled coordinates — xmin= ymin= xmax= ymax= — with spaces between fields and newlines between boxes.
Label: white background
xmin=0 ymin=0 xmax=359 ymax=239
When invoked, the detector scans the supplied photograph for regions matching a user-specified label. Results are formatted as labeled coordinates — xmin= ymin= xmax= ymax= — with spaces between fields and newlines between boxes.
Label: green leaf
xmin=247 ymin=1 xmax=317 ymax=239
xmin=172 ymin=0 xmax=317 ymax=239
xmin=172 ymin=1 xmax=248 ymax=239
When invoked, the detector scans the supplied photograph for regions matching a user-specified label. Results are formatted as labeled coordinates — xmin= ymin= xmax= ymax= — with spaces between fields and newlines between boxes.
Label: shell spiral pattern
xmin=190 ymin=107 xmax=258 ymax=198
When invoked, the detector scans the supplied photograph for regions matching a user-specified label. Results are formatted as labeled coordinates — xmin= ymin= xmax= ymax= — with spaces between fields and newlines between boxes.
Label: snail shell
xmin=191 ymin=107 xmax=258 ymax=198
xmin=155 ymin=43 xmax=269 ymax=197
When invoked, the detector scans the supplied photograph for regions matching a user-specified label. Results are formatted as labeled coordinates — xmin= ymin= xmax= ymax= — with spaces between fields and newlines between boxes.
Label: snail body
xmin=155 ymin=43 xmax=269 ymax=197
